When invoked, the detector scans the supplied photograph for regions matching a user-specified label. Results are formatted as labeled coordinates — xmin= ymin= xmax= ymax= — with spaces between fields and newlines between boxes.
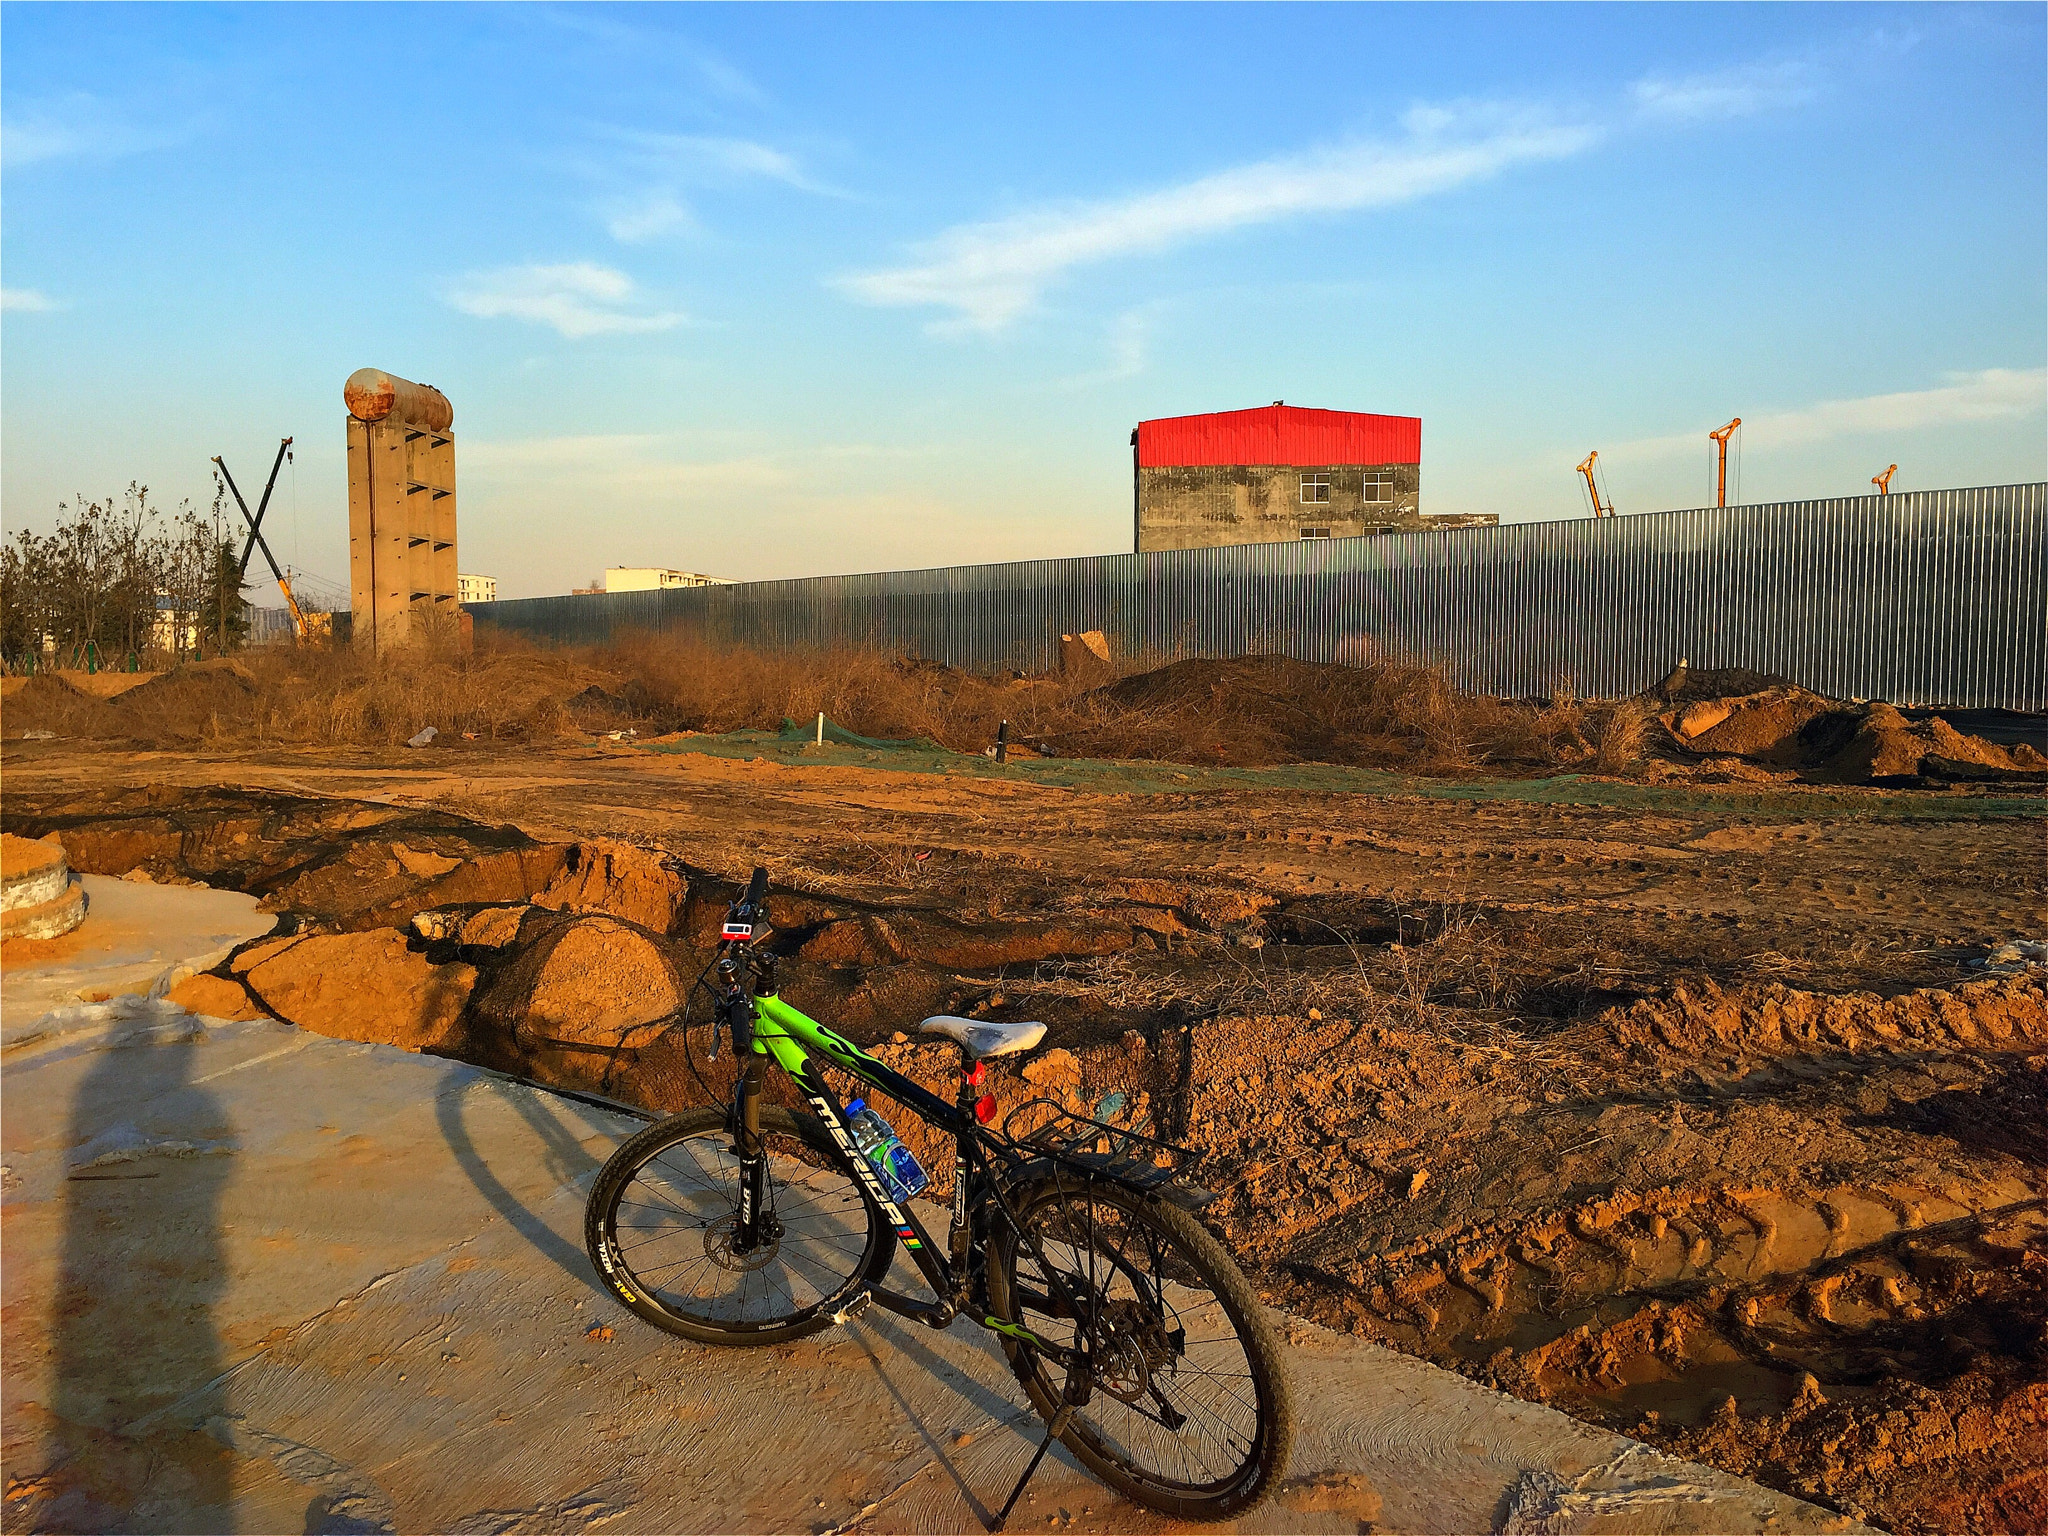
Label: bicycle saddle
xmin=917 ymin=1016 xmax=1048 ymax=1059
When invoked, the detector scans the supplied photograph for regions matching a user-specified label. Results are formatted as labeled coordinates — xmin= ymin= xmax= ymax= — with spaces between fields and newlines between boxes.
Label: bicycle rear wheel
xmin=586 ymin=1106 xmax=892 ymax=1345
xmin=986 ymin=1173 xmax=1292 ymax=1522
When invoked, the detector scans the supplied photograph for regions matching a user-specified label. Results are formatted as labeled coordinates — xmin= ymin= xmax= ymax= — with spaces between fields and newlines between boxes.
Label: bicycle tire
xmin=586 ymin=1106 xmax=893 ymax=1346
xmin=986 ymin=1173 xmax=1292 ymax=1522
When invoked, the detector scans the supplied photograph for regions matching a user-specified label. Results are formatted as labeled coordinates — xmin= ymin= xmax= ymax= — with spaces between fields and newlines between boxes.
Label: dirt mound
xmin=531 ymin=839 xmax=689 ymax=934
xmin=1818 ymin=703 xmax=2045 ymax=783
xmin=1654 ymin=663 xmax=1802 ymax=703
xmin=1066 ymin=654 xmax=1529 ymax=770
xmin=239 ymin=930 xmax=478 ymax=1050
xmin=471 ymin=912 xmax=685 ymax=1053
xmin=1666 ymin=686 xmax=1838 ymax=758
xmin=1664 ymin=689 xmax=2043 ymax=784
xmin=105 ymin=660 xmax=259 ymax=742
xmin=1601 ymin=974 xmax=2048 ymax=1057
xmin=3 ymin=675 xmax=125 ymax=738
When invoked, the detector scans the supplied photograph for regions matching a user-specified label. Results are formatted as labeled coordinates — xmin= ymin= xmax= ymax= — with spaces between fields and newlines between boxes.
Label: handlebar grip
xmin=744 ymin=866 xmax=769 ymax=909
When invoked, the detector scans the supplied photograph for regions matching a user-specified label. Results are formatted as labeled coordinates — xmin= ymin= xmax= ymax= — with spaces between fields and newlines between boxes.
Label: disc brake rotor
xmin=704 ymin=1213 xmax=778 ymax=1273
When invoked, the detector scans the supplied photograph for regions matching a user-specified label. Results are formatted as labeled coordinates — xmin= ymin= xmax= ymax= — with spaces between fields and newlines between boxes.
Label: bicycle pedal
xmin=830 ymin=1290 xmax=873 ymax=1326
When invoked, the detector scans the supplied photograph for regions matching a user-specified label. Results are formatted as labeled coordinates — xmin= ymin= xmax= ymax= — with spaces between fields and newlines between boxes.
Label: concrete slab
xmin=1 ymin=875 xmax=274 ymax=1044
xmin=0 ymin=892 xmax=1864 ymax=1536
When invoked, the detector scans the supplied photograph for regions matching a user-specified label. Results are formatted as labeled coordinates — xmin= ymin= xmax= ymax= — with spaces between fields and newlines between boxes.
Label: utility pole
xmin=1872 ymin=464 xmax=1897 ymax=496
xmin=1708 ymin=419 xmax=1741 ymax=508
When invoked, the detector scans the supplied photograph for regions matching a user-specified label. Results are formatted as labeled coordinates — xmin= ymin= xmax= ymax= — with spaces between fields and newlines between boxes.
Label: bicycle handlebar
xmin=743 ymin=866 xmax=768 ymax=910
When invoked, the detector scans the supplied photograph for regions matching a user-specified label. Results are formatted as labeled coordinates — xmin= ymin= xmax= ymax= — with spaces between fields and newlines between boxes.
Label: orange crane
xmin=1708 ymin=418 xmax=1741 ymax=507
xmin=215 ymin=438 xmax=309 ymax=643
xmin=1872 ymin=464 xmax=1897 ymax=496
xmin=1576 ymin=451 xmax=1614 ymax=518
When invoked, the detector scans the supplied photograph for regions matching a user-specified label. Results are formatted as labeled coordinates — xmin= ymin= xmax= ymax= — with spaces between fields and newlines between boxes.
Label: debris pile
xmin=1656 ymin=682 xmax=2045 ymax=785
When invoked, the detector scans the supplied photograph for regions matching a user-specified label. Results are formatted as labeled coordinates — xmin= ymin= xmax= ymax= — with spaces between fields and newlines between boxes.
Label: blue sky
xmin=4 ymin=2 xmax=2043 ymax=599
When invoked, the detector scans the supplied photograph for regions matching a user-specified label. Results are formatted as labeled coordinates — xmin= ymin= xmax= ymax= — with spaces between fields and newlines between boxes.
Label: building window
xmin=1362 ymin=470 xmax=1395 ymax=504
xmin=1300 ymin=527 xmax=1331 ymax=540
xmin=1300 ymin=474 xmax=1330 ymax=504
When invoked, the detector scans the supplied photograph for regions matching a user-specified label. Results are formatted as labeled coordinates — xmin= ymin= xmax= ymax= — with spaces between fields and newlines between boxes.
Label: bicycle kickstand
xmin=988 ymin=1406 xmax=1073 ymax=1533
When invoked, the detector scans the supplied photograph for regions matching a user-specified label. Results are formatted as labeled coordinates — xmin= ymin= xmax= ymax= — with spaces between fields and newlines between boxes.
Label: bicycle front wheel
xmin=585 ymin=1106 xmax=892 ymax=1345
xmin=986 ymin=1173 xmax=1293 ymax=1522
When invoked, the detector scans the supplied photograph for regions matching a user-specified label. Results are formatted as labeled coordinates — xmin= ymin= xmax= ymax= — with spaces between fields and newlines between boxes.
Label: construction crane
xmin=213 ymin=438 xmax=308 ymax=642
xmin=1576 ymin=451 xmax=1615 ymax=519
xmin=1708 ymin=418 xmax=1741 ymax=508
xmin=1872 ymin=464 xmax=1897 ymax=496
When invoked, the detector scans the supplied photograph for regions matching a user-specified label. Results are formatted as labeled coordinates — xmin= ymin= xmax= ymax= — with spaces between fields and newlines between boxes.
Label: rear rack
xmin=1000 ymin=1096 xmax=1204 ymax=1196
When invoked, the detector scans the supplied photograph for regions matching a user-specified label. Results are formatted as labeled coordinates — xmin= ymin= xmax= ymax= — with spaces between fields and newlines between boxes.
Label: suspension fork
xmin=730 ymin=990 xmax=770 ymax=1253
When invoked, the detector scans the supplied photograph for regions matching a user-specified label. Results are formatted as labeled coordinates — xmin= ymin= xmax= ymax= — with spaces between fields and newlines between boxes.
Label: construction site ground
xmin=2 ymin=726 xmax=2043 ymax=1534
xmin=1 ymin=890 xmax=1849 ymax=1535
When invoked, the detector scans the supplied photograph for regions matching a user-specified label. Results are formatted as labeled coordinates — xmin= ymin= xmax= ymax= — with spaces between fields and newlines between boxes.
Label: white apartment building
xmin=604 ymin=567 xmax=736 ymax=592
xmin=458 ymin=573 xmax=497 ymax=603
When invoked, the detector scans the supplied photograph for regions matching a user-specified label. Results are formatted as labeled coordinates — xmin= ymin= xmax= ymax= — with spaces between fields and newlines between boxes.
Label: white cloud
xmin=446 ymin=263 xmax=683 ymax=339
xmin=1054 ymin=309 xmax=1153 ymax=390
xmin=602 ymin=190 xmax=697 ymax=243
xmin=1630 ymin=60 xmax=1817 ymax=121
xmin=589 ymin=130 xmax=840 ymax=243
xmin=1616 ymin=369 xmax=2047 ymax=458
xmin=837 ymin=105 xmax=1600 ymax=333
xmin=535 ymin=11 xmax=768 ymax=105
xmin=1 ymin=288 xmax=58 ymax=312
xmin=2 ymin=92 xmax=178 ymax=167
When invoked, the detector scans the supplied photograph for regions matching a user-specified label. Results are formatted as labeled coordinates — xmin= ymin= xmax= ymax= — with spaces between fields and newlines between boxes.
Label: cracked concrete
xmin=1 ymin=891 xmax=1867 ymax=1534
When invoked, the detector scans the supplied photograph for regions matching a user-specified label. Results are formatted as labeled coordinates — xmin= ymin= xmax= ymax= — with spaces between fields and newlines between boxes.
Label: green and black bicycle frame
xmin=710 ymin=940 xmax=1098 ymax=1369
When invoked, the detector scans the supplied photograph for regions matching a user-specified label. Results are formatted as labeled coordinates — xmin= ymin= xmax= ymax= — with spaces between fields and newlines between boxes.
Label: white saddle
xmin=917 ymin=1016 xmax=1047 ymax=1059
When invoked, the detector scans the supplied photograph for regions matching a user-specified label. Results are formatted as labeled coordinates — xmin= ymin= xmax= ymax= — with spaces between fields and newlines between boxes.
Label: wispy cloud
xmin=1 ymin=288 xmax=59 ymax=313
xmin=1054 ymin=309 xmax=1154 ymax=390
xmin=534 ymin=10 xmax=767 ymax=105
xmin=447 ymin=263 xmax=683 ymax=339
xmin=1616 ymin=369 xmax=2047 ymax=457
xmin=1630 ymin=59 xmax=1819 ymax=122
xmin=2 ymin=91 xmax=181 ymax=167
xmin=837 ymin=105 xmax=1599 ymax=333
xmin=589 ymin=129 xmax=841 ymax=242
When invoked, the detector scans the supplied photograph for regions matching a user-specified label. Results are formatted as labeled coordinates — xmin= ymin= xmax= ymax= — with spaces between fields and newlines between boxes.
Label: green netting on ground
xmin=775 ymin=716 xmax=943 ymax=751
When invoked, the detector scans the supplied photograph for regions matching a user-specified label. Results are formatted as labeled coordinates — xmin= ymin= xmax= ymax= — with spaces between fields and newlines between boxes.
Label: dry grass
xmin=1012 ymin=909 xmax=1525 ymax=1032
xmin=2 ymin=631 xmax=1663 ymax=776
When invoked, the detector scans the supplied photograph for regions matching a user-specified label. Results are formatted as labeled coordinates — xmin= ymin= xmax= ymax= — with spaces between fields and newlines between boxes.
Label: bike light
xmin=974 ymin=1093 xmax=997 ymax=1124
xmin=721 ymin=922 xmax=753 ymax=941
xmin=964 ymin=1060 xmax=985 ymax=1088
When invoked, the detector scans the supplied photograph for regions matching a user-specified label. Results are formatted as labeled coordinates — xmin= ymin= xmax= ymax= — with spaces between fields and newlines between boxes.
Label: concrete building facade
xmin=345 ymin=369 xmax=457 ymax=652
xmin=603 ymin=567 xmax=736 ymax=592
xmin=1133 ymin=403 xmax=1495 ymax=553
xmin=457 ymin=573 xmax=497 ymax=604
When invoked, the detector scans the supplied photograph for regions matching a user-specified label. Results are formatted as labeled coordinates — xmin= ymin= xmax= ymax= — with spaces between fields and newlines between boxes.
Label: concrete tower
xmin=345 ymin=369 xmax=457 ymax=653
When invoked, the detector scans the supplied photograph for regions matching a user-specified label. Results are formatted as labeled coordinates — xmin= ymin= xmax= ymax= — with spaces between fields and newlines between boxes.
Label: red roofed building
xmin=1130 ymin=403 xmax=1494 ymax=553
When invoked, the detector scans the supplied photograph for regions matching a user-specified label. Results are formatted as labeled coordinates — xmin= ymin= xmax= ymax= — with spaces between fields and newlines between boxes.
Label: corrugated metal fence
xmin=473 ymin=483 xmax=2048 ymax=710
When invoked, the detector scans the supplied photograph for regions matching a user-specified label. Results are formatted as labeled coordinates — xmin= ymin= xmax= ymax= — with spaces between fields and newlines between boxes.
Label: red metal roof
xmin=1136 ymin=404 xmax=1420 ymax=468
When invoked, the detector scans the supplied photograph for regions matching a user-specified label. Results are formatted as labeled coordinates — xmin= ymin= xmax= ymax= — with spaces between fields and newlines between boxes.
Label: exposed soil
xmin=3 ymin=723 xmax=2043 ymax=1533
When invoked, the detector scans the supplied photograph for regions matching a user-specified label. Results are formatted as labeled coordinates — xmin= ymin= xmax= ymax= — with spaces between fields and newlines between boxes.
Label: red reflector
xmin=974 ymin=1093 xmax=997 ymax=1125
xmin=964 ymin=1060 xmax=985 ymax=1088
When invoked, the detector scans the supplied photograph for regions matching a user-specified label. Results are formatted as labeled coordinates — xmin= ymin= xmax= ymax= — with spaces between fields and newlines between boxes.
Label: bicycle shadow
xmin=432 ymin=1067 xmax=643 ymax=1290
xmin=850 ymin=1292 xmax=1084 ymax=1527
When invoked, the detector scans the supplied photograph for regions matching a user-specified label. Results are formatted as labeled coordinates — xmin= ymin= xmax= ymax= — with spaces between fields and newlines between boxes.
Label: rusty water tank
xmin=344 ymin=369 xmax=454 ymax=431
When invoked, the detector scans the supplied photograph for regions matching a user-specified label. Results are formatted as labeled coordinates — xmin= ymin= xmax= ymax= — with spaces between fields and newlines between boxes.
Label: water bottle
xmin=845 ymin=1099 xmax=929 ymax=1201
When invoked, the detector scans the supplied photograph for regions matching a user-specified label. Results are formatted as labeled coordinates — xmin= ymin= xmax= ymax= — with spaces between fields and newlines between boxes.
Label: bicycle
xmin=584 ymin=869 xmax=1292 ymax=1528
